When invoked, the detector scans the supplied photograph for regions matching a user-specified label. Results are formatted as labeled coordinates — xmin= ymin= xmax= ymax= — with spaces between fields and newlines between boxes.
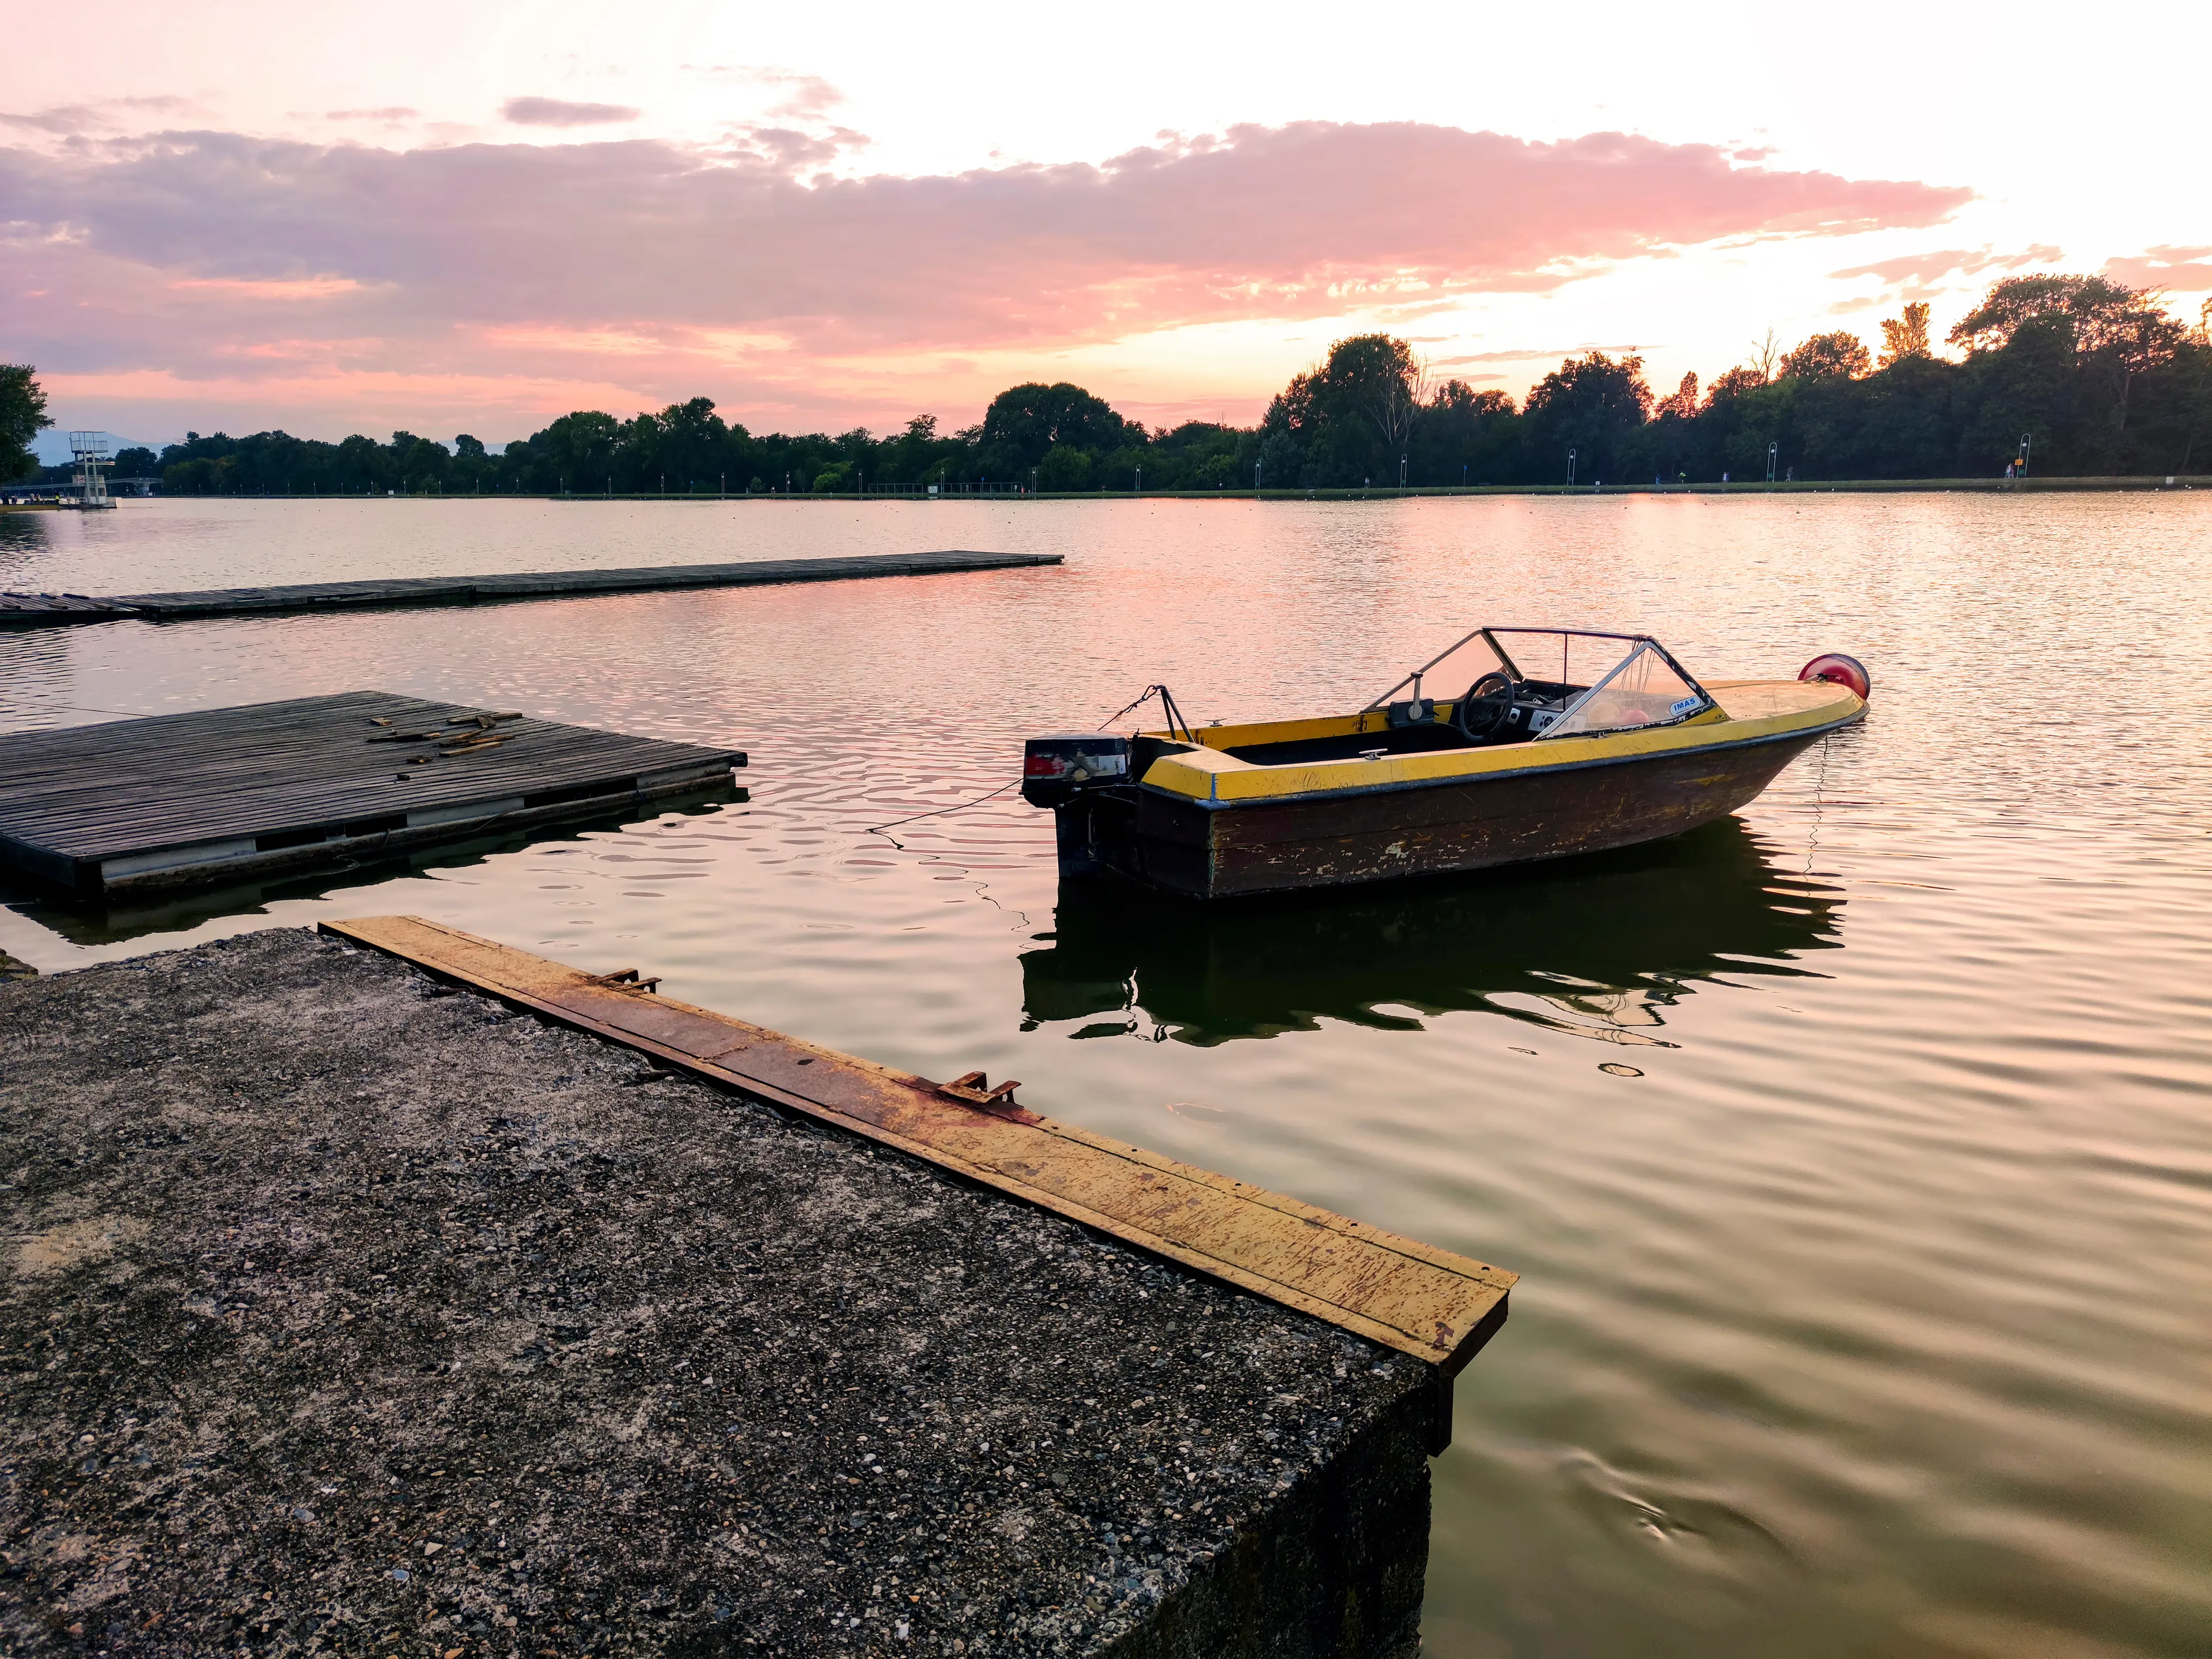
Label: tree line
xmin=33 ymin=391 xmax=1250 ymax=498
xmin=1250 ymin=277 xmax=2211 ymax=488
xmin=10 ymin=274 xmax=2210 ymax=496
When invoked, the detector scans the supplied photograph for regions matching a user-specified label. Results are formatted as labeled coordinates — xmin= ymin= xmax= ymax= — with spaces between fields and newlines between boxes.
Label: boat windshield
xmin=1370 ymin=626 xmax=1713 ymax=737
xmin=1362 ymin=631 xmax=1514 ymax=709
xmin=1537 ymin=640 xmax=1709 ymax=738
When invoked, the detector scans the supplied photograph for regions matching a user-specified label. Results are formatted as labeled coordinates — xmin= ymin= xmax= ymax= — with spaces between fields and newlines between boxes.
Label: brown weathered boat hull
xmin=1060 ymin=728 xmax=1831 ymax=898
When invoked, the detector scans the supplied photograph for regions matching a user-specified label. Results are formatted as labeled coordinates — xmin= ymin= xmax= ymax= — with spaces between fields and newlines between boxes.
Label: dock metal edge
xmin=320 ymin=915 xmax=1515 ymax=1398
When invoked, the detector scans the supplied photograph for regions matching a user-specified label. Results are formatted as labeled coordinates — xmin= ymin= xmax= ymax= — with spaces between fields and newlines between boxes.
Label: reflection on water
xmin=0 ymin=507 xmax=53 ymax=568
xmin=0 ymin=624 xmax=77 ymax=732
xmin=0 ymin=790 xmax=740 ymax=946
xmin=1 ymin=497 xmax=2209 ymax=1659
xmin=1024 ymin=820 xmax=1840 ymax=1046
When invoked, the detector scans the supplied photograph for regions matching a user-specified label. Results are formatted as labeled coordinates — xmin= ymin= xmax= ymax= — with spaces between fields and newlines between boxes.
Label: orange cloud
xmin=3 ymin=120 xmax=1968 ymax=437
xmin=171 ymin=274 xmax=365 ymax=298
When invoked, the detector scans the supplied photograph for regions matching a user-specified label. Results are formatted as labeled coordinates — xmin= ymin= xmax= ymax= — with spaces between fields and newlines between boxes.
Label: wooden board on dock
xmin=0 ymin=693 xmax=743 ymax=896
xmin=324 ymin=914 xmax=1518 ymax=1372
xmin=0 ymin=548 xmax=1060 ymax=627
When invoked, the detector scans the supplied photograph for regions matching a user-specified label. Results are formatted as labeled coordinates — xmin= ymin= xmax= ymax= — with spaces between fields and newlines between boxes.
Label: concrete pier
xmin=0 ymin=929 xmax=1497 ymax=1657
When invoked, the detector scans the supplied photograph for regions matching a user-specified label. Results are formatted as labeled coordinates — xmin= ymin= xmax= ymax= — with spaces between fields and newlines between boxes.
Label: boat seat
xmin=1224 ymin=724 xmax=1478 ymax=766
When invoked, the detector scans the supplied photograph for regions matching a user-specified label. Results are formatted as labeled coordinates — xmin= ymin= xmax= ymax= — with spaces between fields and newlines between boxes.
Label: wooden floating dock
xmin=0 ymin=548 xmax=1060 ymax=627
xmin=0 ymin=692 xmax=743 ymax=897
xmin=327 ymin=914 xmax=1517 ymax=1388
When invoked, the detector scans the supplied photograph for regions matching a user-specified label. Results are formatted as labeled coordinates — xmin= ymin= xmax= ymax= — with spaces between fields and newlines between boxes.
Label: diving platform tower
xmin=67 ymin=433 xmax=115 ymax=510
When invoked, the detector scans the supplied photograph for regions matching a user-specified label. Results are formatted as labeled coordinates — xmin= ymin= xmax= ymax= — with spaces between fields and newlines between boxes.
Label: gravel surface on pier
xmin=0 ymin=928 xmax=1433 ymax=1657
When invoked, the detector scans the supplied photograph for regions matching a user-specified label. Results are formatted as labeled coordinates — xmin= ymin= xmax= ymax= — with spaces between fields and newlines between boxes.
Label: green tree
xmin=1256 ymin=371 xmax=1318 ymax=484
xmin=1949 ymin=274 xmax=2185 ymax=462
xmin=525 ymin=410 xmax=622 ymax=493
xmin=643 ymin=397 xmax=743 ymax=492
xmin=387 ymin=431 xmax=452 ymax=494
xmin=1313 ymin=335 xmax=1425 ymax=483
xmin=338 ymin=433 xmax=385 ymax=491
xmin=1948 ymin=274 xmax=2174 ymax=357
xmin=1653 ymin=372 xmax=1699 ymax=419
xmin=1522 ymin=352 xmax=1653 ymax=482
xmin=1854 ymin=354 xmax=1961 ymax=475
xmin=1036 ymin=444 xmax=1094 ymax=491
xmin=980 ymin=382 xmax=1135 ymax=473
xmin=1955 ymin=317 xmax=2077 ymax=472
xmin=1411 ymin=381 xmax=1520 ymax=486
xmin=1252 ymin=336 xmax=1430 ymax=486
xmin=1780 ymin=332 xmax=1872 ymax=381
xmin=1633 ymin=373 xmax=1703 ymax=478
xmin=0 ymin=365 xmax=54 ymax=483
xmin=1878 ymin=302 xmax=1933 ymax=368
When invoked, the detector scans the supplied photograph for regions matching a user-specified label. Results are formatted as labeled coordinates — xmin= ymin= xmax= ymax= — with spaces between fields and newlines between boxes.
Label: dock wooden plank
xmin=0 ymin=693 xmax=743 ymax=893
xmin=321 ymin=914 xmax=1517 ymax=1371
xmin=0 ymin=548 xmax=1060 ymax=627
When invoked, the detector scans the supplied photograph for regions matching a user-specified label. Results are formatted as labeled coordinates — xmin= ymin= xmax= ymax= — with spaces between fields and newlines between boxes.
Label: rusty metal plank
xmin=320 ymin=915 xmax=1516 ymax=1370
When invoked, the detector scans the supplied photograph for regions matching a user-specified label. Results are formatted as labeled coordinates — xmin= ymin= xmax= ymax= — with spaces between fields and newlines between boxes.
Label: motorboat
xmin=1020 ymin=627 xmax=1868 ymax=899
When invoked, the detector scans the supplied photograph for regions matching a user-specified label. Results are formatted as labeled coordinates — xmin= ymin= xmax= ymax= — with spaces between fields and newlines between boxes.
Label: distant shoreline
xmin=8 ymin=474 xmax=2203 ymax=507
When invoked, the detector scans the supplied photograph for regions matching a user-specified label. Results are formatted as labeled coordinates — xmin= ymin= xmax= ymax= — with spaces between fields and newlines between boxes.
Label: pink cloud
xmin=500 ymin=97 xmax=642 ymax=128
xmin=2101 ymin=245 xmax=2212 ymax=292
xmin=0 ymin=94 xmax=199 ymax=137
xmin=2 ymin=120 xmax=1968 ymax=436
xmin=688 ymin=67 xmax=848 ymax=123
xmin=1830 ymin=244 xmax=2062 ymax=294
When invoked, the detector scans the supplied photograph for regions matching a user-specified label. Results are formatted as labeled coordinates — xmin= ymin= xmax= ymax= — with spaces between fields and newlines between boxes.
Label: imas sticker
xmin=1669 ymin=695 xmax=1703 ymax=716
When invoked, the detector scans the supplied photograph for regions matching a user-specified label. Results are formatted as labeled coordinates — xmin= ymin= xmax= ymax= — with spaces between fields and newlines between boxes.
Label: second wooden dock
xmin=0 ymin=547 xmax=1062 ymax=627
xmin=0 ymin=692 xmax=744 ymax=896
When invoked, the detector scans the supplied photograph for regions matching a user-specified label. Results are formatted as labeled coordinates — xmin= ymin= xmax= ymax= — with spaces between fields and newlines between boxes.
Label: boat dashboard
xmin=1223 ymin=679 xmax=1584 ymax=766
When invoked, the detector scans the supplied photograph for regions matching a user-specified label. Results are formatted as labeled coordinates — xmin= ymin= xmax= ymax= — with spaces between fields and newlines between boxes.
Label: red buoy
xmin=1799 ymin=652 xmax=1871 ymax=699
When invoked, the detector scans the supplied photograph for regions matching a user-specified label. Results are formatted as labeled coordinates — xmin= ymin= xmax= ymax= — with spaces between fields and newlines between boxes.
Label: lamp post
xmin=2018 ymin=434 xmax=2031 ymax=477
xmin=1567 ymin=448 xmax=1577 ymax=487
xmin=1399 ymin=454 xmax=1407 ymax=487
xmin=1134 ymin=465 xmax=1142 ymax=494
xmin=1254 ymin=459 xmax=1262 ymax=492
xmin=1766 ymin=441 xmax=1778 ymax=485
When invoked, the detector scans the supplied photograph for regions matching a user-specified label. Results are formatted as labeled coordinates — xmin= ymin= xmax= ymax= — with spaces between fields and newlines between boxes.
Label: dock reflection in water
xmin=1021 ymin=819 xmax=1840 ymax=1047
xmin=0 ymin=788 xmax=740 ymax=949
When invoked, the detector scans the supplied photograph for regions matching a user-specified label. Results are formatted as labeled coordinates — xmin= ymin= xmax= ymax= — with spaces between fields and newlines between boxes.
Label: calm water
xmin=5 ymin=495 xmax=2211 ymax=1657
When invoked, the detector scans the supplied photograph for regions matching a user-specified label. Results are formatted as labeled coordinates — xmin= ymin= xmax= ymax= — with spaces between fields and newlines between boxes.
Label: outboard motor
xmin=1021 ymin=734 xmax=1131 ymax=809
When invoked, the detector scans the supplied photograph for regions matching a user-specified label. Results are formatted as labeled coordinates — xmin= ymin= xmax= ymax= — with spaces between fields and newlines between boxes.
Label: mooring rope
xmin=863 ymin=779 xmax=1021 ymax=849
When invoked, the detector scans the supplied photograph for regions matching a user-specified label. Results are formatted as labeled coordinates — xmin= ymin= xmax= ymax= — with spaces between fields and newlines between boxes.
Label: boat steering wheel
xmin=1455 ymin=672 xmax=1519 ymax=741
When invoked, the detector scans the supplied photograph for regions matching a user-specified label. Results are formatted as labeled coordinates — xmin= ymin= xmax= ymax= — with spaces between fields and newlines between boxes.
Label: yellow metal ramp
xmin=322 ymin=914 xmax=1516 ymax=1372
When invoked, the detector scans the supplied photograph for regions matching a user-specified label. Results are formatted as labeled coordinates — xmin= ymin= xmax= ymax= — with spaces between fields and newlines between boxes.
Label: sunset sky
xmin=7 ymin=0 xmax=2209 ymax=450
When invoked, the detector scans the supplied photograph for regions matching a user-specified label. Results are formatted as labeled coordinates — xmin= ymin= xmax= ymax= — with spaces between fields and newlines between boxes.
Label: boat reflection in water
xmin=1019 ymin=817 xmax=1843 ymax=1047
